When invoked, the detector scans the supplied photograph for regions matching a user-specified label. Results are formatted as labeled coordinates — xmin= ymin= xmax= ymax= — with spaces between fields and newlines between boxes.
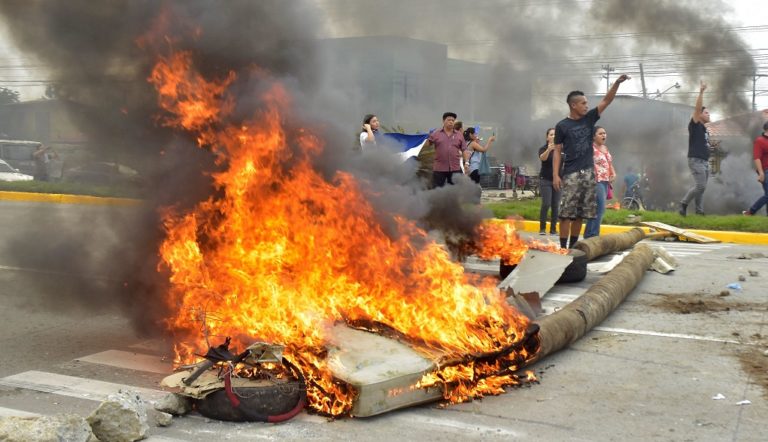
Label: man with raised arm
xmin=679 ymin=81 xmax=711 ymax=216
xmin=552 ymin=74 xmax=629 ymax=249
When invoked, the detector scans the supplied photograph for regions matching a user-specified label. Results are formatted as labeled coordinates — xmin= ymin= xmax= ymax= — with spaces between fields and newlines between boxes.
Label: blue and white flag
xmin=381 ymin=133 xmax=429 ymax=161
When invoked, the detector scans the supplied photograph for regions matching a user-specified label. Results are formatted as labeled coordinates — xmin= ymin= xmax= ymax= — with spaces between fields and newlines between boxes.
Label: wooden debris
xmin=641 ymin=221 xmax=720 ymax=243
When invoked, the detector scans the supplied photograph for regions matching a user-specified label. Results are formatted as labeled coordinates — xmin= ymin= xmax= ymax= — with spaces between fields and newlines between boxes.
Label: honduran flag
xmin=380 ymin=133 xmax=430 ymax=161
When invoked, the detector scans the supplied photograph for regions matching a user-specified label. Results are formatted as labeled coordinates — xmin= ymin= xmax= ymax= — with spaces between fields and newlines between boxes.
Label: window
xmin=1 ymin=144 xmax=38 ymax=161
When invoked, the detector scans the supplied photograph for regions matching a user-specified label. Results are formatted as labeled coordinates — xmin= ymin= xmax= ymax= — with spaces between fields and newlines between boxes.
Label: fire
xmin=471 ymin=220 xmax=529 ymax=265
xmin=468 ymin=219 xmax=568 ymax=265
xmin=151 ymin=51 xmax=537 ymax=416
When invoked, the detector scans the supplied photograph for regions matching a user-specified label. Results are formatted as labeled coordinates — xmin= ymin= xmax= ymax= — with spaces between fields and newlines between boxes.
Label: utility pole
xmin=601 ymin=64 xmax=615 ymax=92
xmin=751 ymin=70 xmax=767 ymax=111
xmin=639 ymin=63 xmax=648 ymax=98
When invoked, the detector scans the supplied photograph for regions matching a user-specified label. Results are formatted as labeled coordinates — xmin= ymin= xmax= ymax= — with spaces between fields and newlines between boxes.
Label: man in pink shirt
xmin=743 ymin=121 xmax=768 ymax=216
xmin=424 ymin=112 xmax=467 ymax=187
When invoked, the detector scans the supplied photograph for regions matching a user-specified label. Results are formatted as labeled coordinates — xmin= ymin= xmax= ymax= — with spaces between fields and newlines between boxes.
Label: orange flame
xmin=150 ymin=52 xmax=537 ymax=416
xmin=469 ymin=219 xmax=568 ymax=264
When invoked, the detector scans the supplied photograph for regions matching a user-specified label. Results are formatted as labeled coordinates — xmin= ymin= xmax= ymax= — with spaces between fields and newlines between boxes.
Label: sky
xmin=0 ymin=0 xmax=765 ymax=114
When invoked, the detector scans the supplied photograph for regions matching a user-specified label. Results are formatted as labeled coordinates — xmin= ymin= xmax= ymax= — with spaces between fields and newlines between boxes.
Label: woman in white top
xmin=359 ymin=114 xmax=380 ymax=150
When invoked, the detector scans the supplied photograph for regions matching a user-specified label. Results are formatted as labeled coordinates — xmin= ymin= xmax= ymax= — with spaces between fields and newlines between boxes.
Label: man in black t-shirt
xmin=679 ymin=81 xmax=710 ymax=216
xmin=553 ymin=74 xmax=629 ymax=249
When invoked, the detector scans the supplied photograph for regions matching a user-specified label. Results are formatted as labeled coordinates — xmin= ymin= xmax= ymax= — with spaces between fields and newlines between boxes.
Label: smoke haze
xmin=0 ymin=0 xmax=762 ymax=334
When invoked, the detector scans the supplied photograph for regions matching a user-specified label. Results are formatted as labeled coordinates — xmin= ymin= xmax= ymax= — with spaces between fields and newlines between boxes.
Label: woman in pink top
xmin=584 ymin=126 xmax=616 ymax=238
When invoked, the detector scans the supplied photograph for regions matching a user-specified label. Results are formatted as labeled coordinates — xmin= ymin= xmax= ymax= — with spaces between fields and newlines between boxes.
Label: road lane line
xmin=76 ymin=350 xmax=172 ymax=374
xmin=0 ymin=371 xmax=167 ymax=403
xmin=0 ymin=406 xmax=39 ymax=417
xmin=389 ymin=411 xmax=522 ymax=437
xmin=593 ymin=326 xmax=747 ymax=345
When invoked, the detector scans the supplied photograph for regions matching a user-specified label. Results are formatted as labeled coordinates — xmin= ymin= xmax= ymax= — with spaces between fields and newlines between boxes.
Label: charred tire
xmin=499 ymin=262 xmax=518 ymax=280
xmin=195 ymin=381 xmax=304 ymax=422
xmin=556 ymin=249 xmax=588 ymax=283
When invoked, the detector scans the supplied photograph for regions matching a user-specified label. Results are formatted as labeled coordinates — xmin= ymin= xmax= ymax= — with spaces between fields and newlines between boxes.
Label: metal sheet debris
xmin=498 ymin=250 xmax=573 ymax=295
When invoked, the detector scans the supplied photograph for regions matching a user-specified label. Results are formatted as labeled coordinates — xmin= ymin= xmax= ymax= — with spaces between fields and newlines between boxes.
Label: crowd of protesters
xmin=358 ymin=72 xmax=767 ymax=246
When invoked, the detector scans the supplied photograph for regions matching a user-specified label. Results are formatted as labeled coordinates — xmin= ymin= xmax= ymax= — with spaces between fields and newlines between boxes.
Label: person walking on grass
xmin=743 ymin=121 xmax=768 ymax=216
xmin=679 ymin=81 xmax=711 ymax=216
xmin=553 ymin=74 xmax=629 ymax=249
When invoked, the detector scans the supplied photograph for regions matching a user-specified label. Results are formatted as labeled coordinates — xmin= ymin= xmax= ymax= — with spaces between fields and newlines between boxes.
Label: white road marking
xmin=0 ymin=371 xmax=167 ymax=403
xmin=390 ymin=411 xmax=522 ymax=437
xmin=76 ymin=350 xmax=172 ymax=374
xmin=543 ymin=292 xmax=579 ymax=302
xmin=0 ymin=406 xmax=39 ymax=417
xmin=128 ymin=339 xmax=170 ymax=352
xmin=593 ymin=326 xmax=746 ymax=345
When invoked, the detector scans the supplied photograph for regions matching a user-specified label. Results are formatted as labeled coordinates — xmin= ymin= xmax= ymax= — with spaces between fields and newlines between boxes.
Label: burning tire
xmin=195 ymin=380 xmax=305 ymax=422
xmin=556 ymin=249 xmax=588 ymax=283
xmin=499 ymin=262 xmax=518 ymax=280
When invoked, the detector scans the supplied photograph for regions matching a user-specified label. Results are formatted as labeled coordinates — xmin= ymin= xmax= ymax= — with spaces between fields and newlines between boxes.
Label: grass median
xmin=2 ymin=180 xmax=766 ymax=233
xmin=486 ymin=198 xmax=768 ymax=233
xmin=0 ymin=180 xmax=144 ymax=200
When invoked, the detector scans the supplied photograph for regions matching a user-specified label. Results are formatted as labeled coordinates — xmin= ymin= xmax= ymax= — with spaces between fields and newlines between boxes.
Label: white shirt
xmin=359 ymin=132 xmax=374 ymax=150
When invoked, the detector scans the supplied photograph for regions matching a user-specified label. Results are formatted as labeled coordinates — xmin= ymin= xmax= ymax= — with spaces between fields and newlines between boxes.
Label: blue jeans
xmin=681 ymin=158 xmax=709 ymax=214
xmin=748 ymin=172 xmax=768 ymax=214
xmin=584 ymin=181 xmax=608 ymax=238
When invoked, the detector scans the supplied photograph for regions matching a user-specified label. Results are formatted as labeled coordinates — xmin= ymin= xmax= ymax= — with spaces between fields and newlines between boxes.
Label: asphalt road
xmin=0 ymin=199 xmax=766 ymax=441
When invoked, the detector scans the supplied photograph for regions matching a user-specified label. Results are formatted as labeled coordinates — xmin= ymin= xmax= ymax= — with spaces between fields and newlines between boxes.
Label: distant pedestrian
xmin=743 ymin=121 xmax=768 ymax=216
xmin=538 ymin=128 xmax=560 ymax=235
xmin=584 ymin=126 xmax=616 ymax=238
xmin=553 ymin=74 xmax=629 ymax=249
xmin=423 ymin=112 xmax=467 ymax=187
xmin=622 ymin=166 xmax=640 ymax=199
xmin=679 ymin=81 xmax=711 ymax=216
xmin=33 ymin=144 xmax=58 ymax=181
xmin=359 ymin=114 xmax=381 ymax=150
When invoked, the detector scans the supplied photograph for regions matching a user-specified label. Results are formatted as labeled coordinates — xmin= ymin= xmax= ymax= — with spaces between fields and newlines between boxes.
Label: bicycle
xmin=621 ymin=180 xmax=645 ymax=211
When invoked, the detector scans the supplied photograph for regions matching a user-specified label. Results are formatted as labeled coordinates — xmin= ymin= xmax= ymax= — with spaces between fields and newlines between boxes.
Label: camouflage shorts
xmin=559 ymin=168 xmax=597 ymax=219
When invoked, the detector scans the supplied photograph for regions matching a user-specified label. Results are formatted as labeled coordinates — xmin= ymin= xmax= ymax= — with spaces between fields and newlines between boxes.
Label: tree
xmin=0 ymin=87 xmax=20 ymax=105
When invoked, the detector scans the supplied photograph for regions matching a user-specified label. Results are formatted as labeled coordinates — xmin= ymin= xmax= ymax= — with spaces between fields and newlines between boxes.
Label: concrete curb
xmin=0 ymin=191 xmax=141 ymax=207
xmin=515 ymin=219 xmax=768 ymax=246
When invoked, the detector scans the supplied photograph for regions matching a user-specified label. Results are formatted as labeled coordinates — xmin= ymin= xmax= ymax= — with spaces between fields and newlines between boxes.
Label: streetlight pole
xmin=601 ymin=64 xmax=615 ymax=92
xmin=654 ymin=82 xmax=680 ymax=100
xmin=752 ymin=70 xmax=767 ymax=111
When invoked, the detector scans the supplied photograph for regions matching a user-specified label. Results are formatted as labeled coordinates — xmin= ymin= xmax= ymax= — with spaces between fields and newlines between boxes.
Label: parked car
xmin=62 ymin=161 xmax=145 ymax=188
xmin=0 ymin=139 xmax=63 ymax=179
xmin=0 ymin=159 xmax=34 ymax=182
